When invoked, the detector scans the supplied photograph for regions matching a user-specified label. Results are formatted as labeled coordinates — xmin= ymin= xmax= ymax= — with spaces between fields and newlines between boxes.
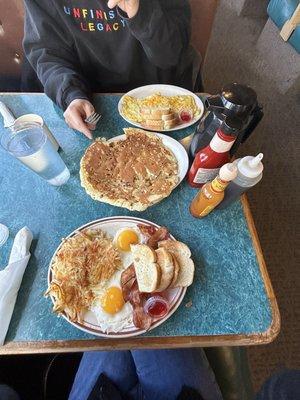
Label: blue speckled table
xmin=0 ymin=93 xmax=279 ymax=354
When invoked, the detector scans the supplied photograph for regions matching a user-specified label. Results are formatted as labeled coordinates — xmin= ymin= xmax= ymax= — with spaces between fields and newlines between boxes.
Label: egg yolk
xmin=101 ymin=286 xmax=125 ymax=314
xmin=117 ymin=230 xmax=139 ymax=252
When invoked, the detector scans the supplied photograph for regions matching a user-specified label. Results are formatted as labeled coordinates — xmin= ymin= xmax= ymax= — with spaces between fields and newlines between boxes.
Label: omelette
xmin=121 ymin=92 xmax=200 ymax=125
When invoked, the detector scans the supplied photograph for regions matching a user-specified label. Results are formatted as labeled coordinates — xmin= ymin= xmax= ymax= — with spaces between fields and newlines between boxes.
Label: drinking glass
xmin=1 ymin=121 xmax=70 ymax=186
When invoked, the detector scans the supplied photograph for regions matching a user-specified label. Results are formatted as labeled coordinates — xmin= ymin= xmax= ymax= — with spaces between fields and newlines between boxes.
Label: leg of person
xmin=69 ymin=350 xmax=138 ymax=400
xmin=131 ymin=348 xmax=223 ymax=400
xmin=0 ymin=384 xmax=20 ymax=400
xmin=255 ymin=369 xmax=300 ymax=400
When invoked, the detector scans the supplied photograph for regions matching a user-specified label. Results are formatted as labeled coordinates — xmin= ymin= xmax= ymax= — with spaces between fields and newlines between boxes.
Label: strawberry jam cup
xmin=144 ymin=296 xmax=169 ymax=318
xmin=179 ymin=109 xmax=193 ymax=123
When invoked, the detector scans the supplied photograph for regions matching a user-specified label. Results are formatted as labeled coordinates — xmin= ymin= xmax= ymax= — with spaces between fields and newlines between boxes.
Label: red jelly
xmin=144 ymin=296 xmax=169 ymax=318
xmin=179 ymin=110 xmax=192 ymax=123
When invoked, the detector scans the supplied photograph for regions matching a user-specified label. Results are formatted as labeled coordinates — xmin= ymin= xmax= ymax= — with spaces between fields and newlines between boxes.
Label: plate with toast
xmin=46 ymin=217 xmax=194 ymax=338
xmin=118 ymin=84 xmax=204 ymax=132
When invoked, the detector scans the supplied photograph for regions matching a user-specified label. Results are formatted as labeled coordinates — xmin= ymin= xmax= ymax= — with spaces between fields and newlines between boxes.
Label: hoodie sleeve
xmin=23 ymin=0 xmax=91 ymax=110
xmin=121 ymin=0 xmax=191 ymax=69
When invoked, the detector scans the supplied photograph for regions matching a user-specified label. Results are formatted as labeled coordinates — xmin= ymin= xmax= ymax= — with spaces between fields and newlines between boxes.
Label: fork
xmin=85 ymin=111 xmax=102 ymax=126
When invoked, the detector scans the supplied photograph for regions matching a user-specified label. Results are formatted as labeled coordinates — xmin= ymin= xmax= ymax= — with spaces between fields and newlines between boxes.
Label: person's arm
xmin=23 ymin=0 xmax=90 ymax=110
xmin=23 ymin=0 xmax=95 ymax=138
xmin=109 ymin=0 xmax=191 ymax=69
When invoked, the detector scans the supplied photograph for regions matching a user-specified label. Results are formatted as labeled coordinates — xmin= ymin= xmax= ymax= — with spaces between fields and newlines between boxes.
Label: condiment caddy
xmin=187 ymin=82 xmax=265 ymax=218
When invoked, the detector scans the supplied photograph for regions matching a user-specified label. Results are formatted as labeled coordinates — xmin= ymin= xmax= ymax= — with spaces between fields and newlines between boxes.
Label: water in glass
xmin=3 ymin=122 xmax=70 ymax=186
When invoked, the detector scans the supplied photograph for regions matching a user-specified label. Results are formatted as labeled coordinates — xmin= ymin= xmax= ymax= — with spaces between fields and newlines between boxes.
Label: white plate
xmin=109 ymin=132 xmax=189 ymax=184
xmin=48 ymin=217 xmax=187 ymax=338
xmin=118 ymin=84 xmax=204 ymax=132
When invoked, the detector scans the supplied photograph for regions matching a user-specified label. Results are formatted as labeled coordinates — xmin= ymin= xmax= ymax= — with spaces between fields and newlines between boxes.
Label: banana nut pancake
xmin=80 ymin=128 xmax=179 ymax=211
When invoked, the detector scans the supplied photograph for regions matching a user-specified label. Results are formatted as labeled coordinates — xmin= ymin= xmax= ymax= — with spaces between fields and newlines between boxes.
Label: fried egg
xmin=91 ymin=226 xmax=146 ymax=332
xmin=113 ymin=226 xmax=144 ymax=267
xmin=91 ymin=270 xmax=133 ymax=333
xmin=115 ymin=226 xmax=142 ymax=251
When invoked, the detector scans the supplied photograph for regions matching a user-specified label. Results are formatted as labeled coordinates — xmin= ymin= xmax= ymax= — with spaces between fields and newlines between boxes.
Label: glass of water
xmin=1 ymin=121 xmax=70 ymax=186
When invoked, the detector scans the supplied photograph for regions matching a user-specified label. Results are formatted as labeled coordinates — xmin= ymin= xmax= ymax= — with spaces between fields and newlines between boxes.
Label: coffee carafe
xmin=189 ymin=83 xmax=263 ymax=158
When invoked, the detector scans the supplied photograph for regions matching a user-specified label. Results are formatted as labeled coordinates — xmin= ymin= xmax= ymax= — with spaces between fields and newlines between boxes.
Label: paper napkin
xmin=0 ymin=227 xmax=33 ymax=345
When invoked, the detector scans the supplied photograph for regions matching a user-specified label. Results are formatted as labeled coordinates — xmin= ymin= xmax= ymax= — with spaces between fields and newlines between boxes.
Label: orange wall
xmin=190 ymin=0 xmax=219 ymax=60
xmin=0 ymin=0 xmax=24 ymax=76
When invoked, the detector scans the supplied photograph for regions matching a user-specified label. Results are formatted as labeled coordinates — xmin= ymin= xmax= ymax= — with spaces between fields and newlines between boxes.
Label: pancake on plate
xmin=80 ymin=128 xmax=179 ymax=211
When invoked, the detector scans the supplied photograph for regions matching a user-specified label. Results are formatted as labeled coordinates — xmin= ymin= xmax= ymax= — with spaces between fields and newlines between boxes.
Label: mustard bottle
xmin=190 ymin=163 xmax=238 ymax=218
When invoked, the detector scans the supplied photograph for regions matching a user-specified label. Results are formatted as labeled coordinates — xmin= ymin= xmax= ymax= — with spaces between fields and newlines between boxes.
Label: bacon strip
xmin=133 ymin=305 xmax=152 ymax=331
xmin=147 ymin=226 xmax=169 ymax=249
xmin=137 ymin=224 xmax=157 ymax=238
xmin=138 ymin=225 xmax=170 ymax=249
xmin=121 ymin=265 xmax=152 ymax=330
xmin=121 ymin=264 xmax=136 ymax=303
xmin=121 ymin=264 xmax=136 ymax=286
xmin=120 ymin=225 xmax=170 ymax=330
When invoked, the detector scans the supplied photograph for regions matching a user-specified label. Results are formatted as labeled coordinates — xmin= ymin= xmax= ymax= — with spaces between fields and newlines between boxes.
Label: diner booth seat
xmin=0 ymin=1 xmax=254 ymax=399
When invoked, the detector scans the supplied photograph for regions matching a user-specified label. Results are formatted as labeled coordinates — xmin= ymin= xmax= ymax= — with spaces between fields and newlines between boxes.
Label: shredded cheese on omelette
xmin=121 ymin=93 xmax=200 ymax=123
xmin=45 ymin=229 xmax=121 ymax=322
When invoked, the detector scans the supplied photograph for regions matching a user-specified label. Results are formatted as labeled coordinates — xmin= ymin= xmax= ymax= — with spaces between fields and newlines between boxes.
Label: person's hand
xmin=107 ymin=0 xmax=139 ymax=19
xmin=63 ymin=99 xmax=95 ymax=140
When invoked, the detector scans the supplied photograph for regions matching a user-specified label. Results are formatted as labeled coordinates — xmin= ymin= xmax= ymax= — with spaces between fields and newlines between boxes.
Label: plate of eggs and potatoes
xmin=46 ymin=216 xmax=195 ymax=338
xmin=118 ymin=84 xmax=204 ymax=132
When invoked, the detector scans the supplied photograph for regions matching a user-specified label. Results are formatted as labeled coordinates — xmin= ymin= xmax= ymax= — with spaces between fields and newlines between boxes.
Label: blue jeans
xmin=68 ymin=349 xmax=223 ymax=400
xmin=0 ymin=385 xmax=20 ymax=400
xmin=255 ymin=369 xmax=300 ymax=400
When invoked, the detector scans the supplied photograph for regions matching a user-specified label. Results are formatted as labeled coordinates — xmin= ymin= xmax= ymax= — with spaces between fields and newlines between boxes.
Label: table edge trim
xmin=0 ymin=329 xmax=279 ymax=355
xmin=241 ymin=195 xmax=281 ymax=342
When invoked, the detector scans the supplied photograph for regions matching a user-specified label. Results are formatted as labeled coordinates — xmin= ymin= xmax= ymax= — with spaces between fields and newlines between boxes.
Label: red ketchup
xmin=188 ymin=117 xmax=241 ymax=188
xmin=144 ymin=296 xmax=169 ymax=318
xmin=180 ymin=110 xmax=192 ymax=123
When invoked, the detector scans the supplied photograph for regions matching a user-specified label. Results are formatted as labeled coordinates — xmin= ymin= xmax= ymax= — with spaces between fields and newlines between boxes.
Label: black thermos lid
xmin=221 ymin=83 xmax=258 ymax=113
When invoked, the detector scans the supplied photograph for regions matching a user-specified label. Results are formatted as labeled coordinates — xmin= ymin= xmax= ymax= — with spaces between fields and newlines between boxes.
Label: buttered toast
xmin=131 ymin=240 xmax=194 ymax=293
xmin=158 ymin=240 xmax=194 ymax=287
xmin=131 ymin=244 xmax=161 ymax=293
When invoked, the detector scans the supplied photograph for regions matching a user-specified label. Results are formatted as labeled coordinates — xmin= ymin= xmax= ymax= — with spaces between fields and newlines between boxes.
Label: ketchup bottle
xmin=188 ymin=117 xmax=242 ymax=188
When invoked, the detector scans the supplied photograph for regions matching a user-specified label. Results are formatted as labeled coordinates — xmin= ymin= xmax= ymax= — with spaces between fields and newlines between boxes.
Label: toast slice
xmin=164 ymin=117 xmax=179 ymax=130
xmin=144 ymin=114 xmax=163 ymax=121
xmin=141 ymin=120 xmax=164 ymax=130
xmin=131 ymin=244 xmax=161 ymax=292
xmin=141 ymin=107 xmax=170 ymax=117
xmin=169 ymin=253 xmax=180 ymax=288
xmin=155 ymin=247 xmax=175 ymax=292
xmin=162 ymin=113 xmax=176 ymax=121
xmin=158 ymin=240 xmax=194 ymax=287
xmin=151 ymin=108 xmax=171 ymax=118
